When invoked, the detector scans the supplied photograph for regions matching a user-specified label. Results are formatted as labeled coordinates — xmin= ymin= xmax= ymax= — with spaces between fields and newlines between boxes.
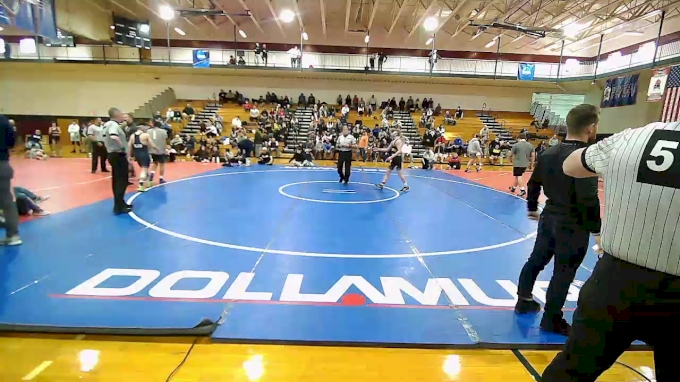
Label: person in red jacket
xmin=448 ymin=152 xmax=461 ymax=170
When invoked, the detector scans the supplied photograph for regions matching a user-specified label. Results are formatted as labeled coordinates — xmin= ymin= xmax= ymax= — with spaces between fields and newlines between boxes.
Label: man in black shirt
xmin=515 ymin=104 xmax=601 ymax=335
xmin=0 ymin=114 xmax=20 ymax=245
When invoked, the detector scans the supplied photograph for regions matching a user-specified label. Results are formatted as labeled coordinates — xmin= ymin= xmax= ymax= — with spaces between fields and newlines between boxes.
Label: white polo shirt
xmin=582 ymin=122 xmax=680 ymax=275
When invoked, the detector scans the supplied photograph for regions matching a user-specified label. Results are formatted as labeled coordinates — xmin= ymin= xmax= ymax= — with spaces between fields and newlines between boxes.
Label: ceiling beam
xmin=109 ymin=0 xmax=136 ymax=17
xmin=265 ymin=0 xmax=286 ymax=37
xmin=388 ymin=0 xmax=410 ymax=35
xmin=237 ymin=0 xmax=264 ymax=34
xmin=320 ymin=0 xmax=327 ymax=37
xmin=450 ymin=1 xmax=494 ymax=39
xmin=84 ymin=0 xmax=109 ymax=13
xmin=292 ymin=0 xmax=304 ymax=31
xmin=368 ymin=0 xmax=381 ymax=30
xmin=429 ymin=0 xmax=471 ymax=35
xmin=408 ymin=0 xmax=439 ymax=38
xmin=345 ymin=0 xmax=352 ymax=33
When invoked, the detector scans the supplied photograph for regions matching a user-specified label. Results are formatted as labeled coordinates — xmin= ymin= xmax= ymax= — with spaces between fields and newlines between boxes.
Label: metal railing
xmin=3 ymin=38 xmax=680 ymax=81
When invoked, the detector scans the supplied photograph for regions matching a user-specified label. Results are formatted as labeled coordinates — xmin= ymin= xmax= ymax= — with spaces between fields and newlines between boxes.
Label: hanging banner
xmin=518 ymin=63 xmax=535 ymax=81
xmin=601 ymin=73 xmax=639 ymax=108
xmin=192 ymin=50 xmax=210 ymax=68
xmin=647 ymin=67 xmax=670 ymax=102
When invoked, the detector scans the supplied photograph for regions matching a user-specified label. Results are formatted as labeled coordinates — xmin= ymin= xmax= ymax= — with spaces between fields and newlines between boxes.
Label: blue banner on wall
xmin=0 ymin=0 xmax=56 ymax=39
xmin=601 ymin=73 xmax=639 ymax=108
xmin=518 ymin=63 xmax=535 ymax=81
xmin=193 ymin=50 xmax=210 ymax=68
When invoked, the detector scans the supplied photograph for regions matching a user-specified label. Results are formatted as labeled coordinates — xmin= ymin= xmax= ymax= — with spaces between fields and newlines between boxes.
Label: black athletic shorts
xmin=50 ymin=136 xmax=60 ymax=143
xmin=136 ymin=155 xmax=151 ymax=168
xmin=513 ymin=166 xmax=526 ymax=177
xmin=389 ymin=155 xmax=403 ymax=170
xmin=151 ymin=154 xmax=167 ymax=164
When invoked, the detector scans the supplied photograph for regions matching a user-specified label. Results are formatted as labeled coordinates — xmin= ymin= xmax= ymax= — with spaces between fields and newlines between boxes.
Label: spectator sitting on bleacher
xmin=434 ymin=134 xmax=446 ymax=154
xmin=249 ymin=106 xmax=260 ymax=122
xmin=448 ymin=152 xmax=461 ymax=169
xmin=194 ymin=145 xmax=210 ymax=162
xmin=419 ymin=113 xmax=427 ymax=128
xmin=182 ymin=104 xmax=196 ymax=121
xmin=414 ymin=98 xmax=421 ymax=111
xmin=548 ymin=134 xmax=559 ymax=147
xmin=257 ymin=95 xmax=266 ymax=104
xmin=535 ymin=140 xmax=547 ymax=156
xmin=228 ymin=56 xmax=236 ymax=65
xmin=344 ymin=94 xmax=351 ymax=106
xmin=290 ymin=146 xmax=312 ymax=167
xmin=232 ymin=116 xmax=243 ymax=131
xmin=426 ymin=107 xmax=433 ymax=118
xmin=237 ymin=56 xmax=245 ymax=66
xmin=455 ymin=106 xmax=463 ymax=119
xmin=421 ymin=98 xmax=428 ymax=110
xmin=358 ymin=101 xmax=365 ymax=116
xmin=341 ymin=104 xmax=350 ymax=119
xmin=437 ymin=124 xmax=445 ymax=136
xmin=244 ymin=100 xmax=252 ymax=111
xmin=434 ymin=103 xmax=442 ymax=116
xmin=352 ymin=95 xmax=359 ymax=109
xmin=184 ymin=135 xmax=196 ymax=157
xmin=369 ymin=95 xmax=377 ymax=110
xmin=225 ymin=90 xmax=235 ymax=102
xmin=219 ymin=89 xmax=227 ymax=103
xmin=421 ymin=147 xmax=435 ymax=170
xmin=444 ymin=110 xmax=455 ymax=125
xmin=398 ymin=97 xmax=406 ymax=111
xmin=236 ymin=91 xmax=244 ymax=106
xmin=389 ymin=97 xmax=397 ymax=109
xmin=384 ymin=106 xmax=394 ymax=119
xmin=407 ymin=96 xmax=415 ymax=112
xmin=542 ymin=118 xmax=550 ymax=129
xmin=27 ymin=130 xmax=43 ymax=150
xmin=452 ymin=135 xmax=463 ymax=155
xmin=222 ymin=149 xmax=239 ymax=167
xmin=206 ymin=121 xmax=218 ymax=138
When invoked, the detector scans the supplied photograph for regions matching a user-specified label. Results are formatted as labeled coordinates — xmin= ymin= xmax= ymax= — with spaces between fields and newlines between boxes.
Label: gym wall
xmin=0 ymin=62 xmax=591 ymax=117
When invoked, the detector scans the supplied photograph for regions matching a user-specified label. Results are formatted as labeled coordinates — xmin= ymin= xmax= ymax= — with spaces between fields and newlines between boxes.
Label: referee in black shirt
xmin=542 ymin=120 xmax=680 ymax=381
xmin=515 ymin=104 xmax=601 ymax=336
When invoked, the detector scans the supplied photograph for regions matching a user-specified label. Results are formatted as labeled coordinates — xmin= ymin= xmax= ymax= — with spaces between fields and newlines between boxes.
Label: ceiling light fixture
xmin=0 ymin=27 xmax=4 ymax=32
xmin=364 ymin=34 xmax=370 ymax=44
xmin=110 ymin=25 xmax=115 ymax=30
xmin=301 ymin=31 xmax=308 ymax=41
xmin=511 ymin=35 xmax=523 ymax=43
xmin=423 ymin=16 xmax=438 ymax=32
xmin=485 ymin=40 xmax=495 ymax=48
xmin=174 ymin=27 xmax=185 ymax=36
xmin=139 ymin=24 xmax=150 ymax=34
xmin=425 ymin=37 xmax=433 ymax=45
xmin=624 ymin=31 xmax=644 ymax=36
xmin=563 ymin=23 xmax=583 ymax=38
xmin=279 ymin=9 xmax=295 ymax=23
xmin=239 ymin=29 xmax=247 ymax=38
xmin=159 ymin=5 xmax=175 ymax=21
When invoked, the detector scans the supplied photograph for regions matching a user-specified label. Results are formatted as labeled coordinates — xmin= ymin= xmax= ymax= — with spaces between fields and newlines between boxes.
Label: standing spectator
xmin=455 ymin=106 xmax=463 ymax=119
xmin=48 ymin=121 xmax=62 ymax=157
xmin=0 ymin=114 xmax=20 ymax=245
xmin=378 ymin=52 xmax=387 ymax=70
xmin=428 ymin=49 xmax=440 ymax=72
xmin=261 ymin=43 xmax=269 ymax=66
xmin=88 ymin=118 xmax=109 ymax=173
xmin=288 ymin=46 xmax=300 ymax=67
xmin=253 ymin=129 xmax=264 ymax=157
xmin=68 ymin=119 xmax=81 ymax=154
xmin=369 ymin=53 xmax=376 ymax=70
xmin=103 ymin=108 xmax=131 ymax=215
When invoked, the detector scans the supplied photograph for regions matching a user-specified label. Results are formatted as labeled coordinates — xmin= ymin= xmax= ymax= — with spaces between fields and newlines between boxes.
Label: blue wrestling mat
xmin=0 ymin=166 xmax=603 ymax=348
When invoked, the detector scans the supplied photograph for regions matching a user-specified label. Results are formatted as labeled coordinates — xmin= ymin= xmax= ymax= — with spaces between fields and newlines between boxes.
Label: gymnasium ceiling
xmin=49 ymin=0 xmax=680 ymax=57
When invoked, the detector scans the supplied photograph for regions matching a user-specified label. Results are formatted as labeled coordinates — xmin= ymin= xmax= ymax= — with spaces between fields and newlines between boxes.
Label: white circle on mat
xmin=278 ymin=181 xmax=400 ymax=204
xmin=127 ymin=169 xmax=537 ymax=258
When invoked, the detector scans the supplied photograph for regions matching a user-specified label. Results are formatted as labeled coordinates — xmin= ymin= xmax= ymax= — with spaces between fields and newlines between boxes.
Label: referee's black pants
xmin=517 ymin=213 xmax=589 ymax=326
xmin=108 ymin=152 xmax=129 ymax=212
xmin=337 ymin=150 xmax=352 ymax=182
xmin=91 ymin=141 xmax=108 ymax=173
xmin=543 ymin=254 xmax=680 ymax=381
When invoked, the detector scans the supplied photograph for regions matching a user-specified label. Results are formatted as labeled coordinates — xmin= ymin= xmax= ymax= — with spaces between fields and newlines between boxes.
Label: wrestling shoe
xmin=137 ymin=185 xmax=147 ymax=192
xmin=400 ymin=186 xmax=410 ymax=192
xmin=375 ymin=183 xmax=384 ymax=190
xmin=149 ymin=173 xmax=154 ymax=182
xmin=518 ymin=190 xmax=527 ymax=197
xmin=514 ymin=299 xmax=541 ymax=314
xmin=540 ymin=318 xmax=571 ymax=336
xmin=159 ymin=179 xmax=166 ymax=184
xmin=509 ymin=187 xmax=516 ymax=193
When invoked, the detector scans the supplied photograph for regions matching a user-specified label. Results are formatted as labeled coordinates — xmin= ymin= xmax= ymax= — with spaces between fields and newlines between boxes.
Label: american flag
xmin=661 ymin=65 xmax=680 ymax=122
